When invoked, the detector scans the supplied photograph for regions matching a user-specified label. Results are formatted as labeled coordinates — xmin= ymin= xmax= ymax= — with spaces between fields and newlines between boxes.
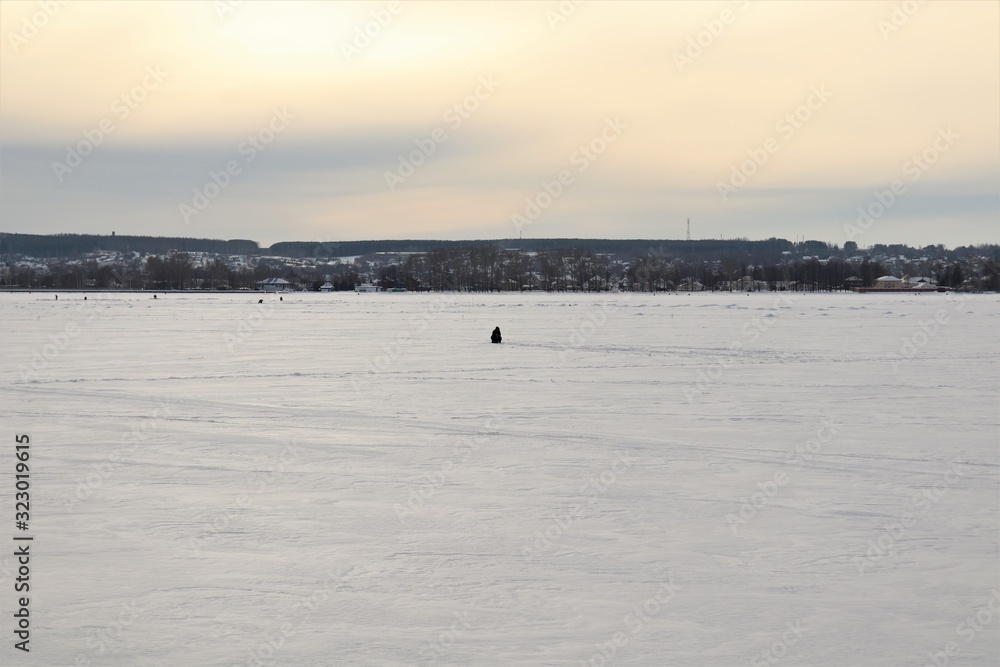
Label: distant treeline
xmin=2 ymin=232 xmax=996 ymax=268
xmin=0 ymin=233 xmax=847 ymax=264
xmin=5 ymin=240 xmax=996 ymax=293
xmin=268 ymin=237 xmax=799 ymax=263
xmin=0 ymin=233 xmax=259 ymax=258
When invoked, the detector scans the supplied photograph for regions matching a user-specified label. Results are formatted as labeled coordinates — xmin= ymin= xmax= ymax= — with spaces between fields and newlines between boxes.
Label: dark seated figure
xmin=491 ymin=327 xmax=502 ymax=344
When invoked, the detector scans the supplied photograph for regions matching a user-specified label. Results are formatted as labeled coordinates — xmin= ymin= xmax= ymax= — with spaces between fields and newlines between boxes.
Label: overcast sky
xmin=1 ymin=0 xmax=997 ymax=248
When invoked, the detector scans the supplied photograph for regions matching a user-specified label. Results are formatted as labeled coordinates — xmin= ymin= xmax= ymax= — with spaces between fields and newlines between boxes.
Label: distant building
xmin=522 ymin=275 xmax=543 ymax=291
xmin=856 ymin=274 xmax=947 ymax=293
xmin=844 ymin=276 xmax=864 ymax=290
xmin=319 ymin=282 xmax=334 ymax=292
xmin=731 ymin=275 xmax=768 ymax=291
xmin=256 ymin=277 xmax=291 ymax=291
xmin=874 ymin=275 xmax=904 ymax=289
xmin=355 ymin=283 xmax=380 ymax=293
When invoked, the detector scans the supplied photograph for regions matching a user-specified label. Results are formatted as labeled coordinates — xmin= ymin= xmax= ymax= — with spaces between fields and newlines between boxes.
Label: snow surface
xmin=1 ymin=291 xmax=998 ymax=666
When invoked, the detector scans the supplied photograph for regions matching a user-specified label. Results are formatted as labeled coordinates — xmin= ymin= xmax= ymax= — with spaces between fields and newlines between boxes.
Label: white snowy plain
xmin=1 ymin=290 xmax=998 ymax=667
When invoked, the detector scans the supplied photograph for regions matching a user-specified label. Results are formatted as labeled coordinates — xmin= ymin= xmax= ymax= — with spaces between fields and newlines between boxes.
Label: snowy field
xmin=1 ymin=290 xmax=998 ymax=666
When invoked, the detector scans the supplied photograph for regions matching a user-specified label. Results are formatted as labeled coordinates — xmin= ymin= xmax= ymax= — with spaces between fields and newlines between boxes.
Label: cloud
xmin=0 ymin=0 xmax=997 ymax=247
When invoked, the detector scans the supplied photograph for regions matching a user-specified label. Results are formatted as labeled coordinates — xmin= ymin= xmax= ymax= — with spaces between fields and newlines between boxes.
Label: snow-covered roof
xmin=875 ymin=275 xmax=901 ymax=282
xmin=257 ymin=277 xmax=291 ymax=285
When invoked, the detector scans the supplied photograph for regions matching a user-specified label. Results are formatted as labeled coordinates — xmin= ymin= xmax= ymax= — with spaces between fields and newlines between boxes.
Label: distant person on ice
xmin=491 ymin=327 xmax=502 ymax=344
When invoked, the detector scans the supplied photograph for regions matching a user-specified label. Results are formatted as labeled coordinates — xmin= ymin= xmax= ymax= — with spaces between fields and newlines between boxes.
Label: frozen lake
xmin=2 ymin=291 xmax=998 ymax=666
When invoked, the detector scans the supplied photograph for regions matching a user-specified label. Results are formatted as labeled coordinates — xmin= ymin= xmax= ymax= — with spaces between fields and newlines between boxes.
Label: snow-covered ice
xmin=1 ymin=291 xmax=998 ymax=666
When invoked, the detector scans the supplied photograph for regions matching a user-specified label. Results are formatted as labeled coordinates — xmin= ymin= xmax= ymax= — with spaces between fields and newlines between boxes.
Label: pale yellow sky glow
xmin=1 ymin=0 xmax=997 ymax=246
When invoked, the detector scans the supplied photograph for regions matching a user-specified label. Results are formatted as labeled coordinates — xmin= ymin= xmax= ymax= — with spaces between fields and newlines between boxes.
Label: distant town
xmin=1 ymin=233 xmax=997 ymax=293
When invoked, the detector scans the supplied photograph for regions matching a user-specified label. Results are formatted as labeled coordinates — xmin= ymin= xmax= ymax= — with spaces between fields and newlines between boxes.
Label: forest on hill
xmin=5 ymin=232 xmax=994 ymax=265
